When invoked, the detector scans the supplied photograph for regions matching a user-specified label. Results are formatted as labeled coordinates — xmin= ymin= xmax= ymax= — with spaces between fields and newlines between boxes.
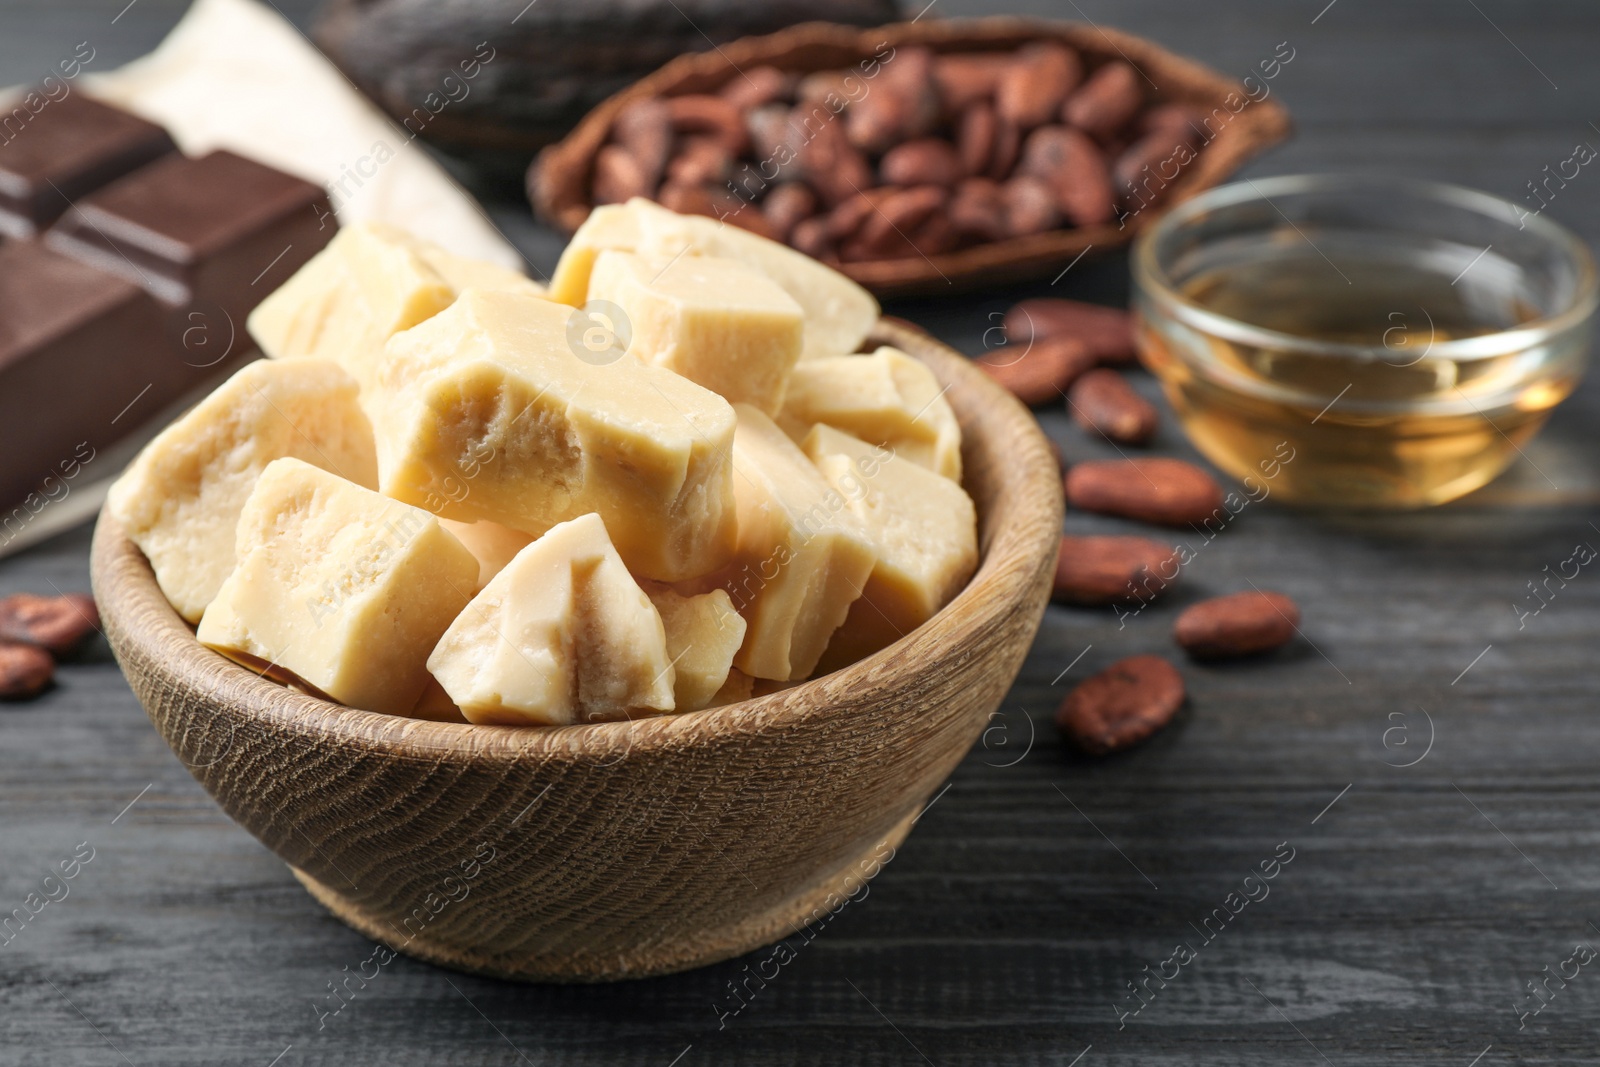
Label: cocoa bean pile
xmin=0 ymin=593 xmax=99 ymax=700
xmin=973 ymin=296 xmax=1303 ymax=755
xmin=591 ymin=44 xmax=1209 ymax=264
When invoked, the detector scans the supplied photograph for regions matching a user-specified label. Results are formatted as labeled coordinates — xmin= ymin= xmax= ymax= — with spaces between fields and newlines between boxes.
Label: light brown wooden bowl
xmin=531 ymin=17 xmax=1292 ymax=297
xmin=89 ymin=318 xmax=1062 ymax=982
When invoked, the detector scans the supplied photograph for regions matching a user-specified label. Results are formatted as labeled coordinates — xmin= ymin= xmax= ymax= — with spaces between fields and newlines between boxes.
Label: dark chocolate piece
xmin=44 ymin=150 xmax=334 ymax=323
xmin=0 ymin=92 xmax=176 ymax=238
xmin=0 ymin=240 xmax=184 ymax=515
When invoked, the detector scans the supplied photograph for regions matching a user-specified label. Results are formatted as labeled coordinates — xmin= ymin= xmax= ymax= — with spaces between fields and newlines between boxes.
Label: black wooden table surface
xmin=5 ymin=1 xmax=1600 ymax=1063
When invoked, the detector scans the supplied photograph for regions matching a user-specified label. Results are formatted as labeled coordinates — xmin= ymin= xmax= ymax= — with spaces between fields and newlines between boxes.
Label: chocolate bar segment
xmin=0 ymin=92 xmax=176 ymax=238
xmin=0 ymin=240 xmax=187 ymax=513
xmin=45 ymin=150 xmax=334 ymax=322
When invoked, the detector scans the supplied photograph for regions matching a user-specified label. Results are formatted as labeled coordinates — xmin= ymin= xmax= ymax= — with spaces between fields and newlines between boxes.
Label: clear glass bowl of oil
xmin=1133 ymin=174 xmax=1597 ymax=507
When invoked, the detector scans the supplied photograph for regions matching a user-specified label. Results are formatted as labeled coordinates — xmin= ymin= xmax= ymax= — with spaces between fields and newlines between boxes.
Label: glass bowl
xmin=1133 ymin=174 xmax=1597 ymax=507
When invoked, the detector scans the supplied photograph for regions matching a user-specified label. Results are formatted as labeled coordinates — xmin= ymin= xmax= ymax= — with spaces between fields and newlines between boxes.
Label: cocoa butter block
xmin=0 ymin=240 xmax=175 ymax=514
xmin=0 ymin=92 xmax=176 ymax=238
xmin=45 ymin=149 xmax=333 ymax=323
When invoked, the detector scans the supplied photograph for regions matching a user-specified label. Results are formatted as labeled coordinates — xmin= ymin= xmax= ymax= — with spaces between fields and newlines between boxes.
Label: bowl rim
xmin=1132 ymin=171 xmax=1600 ymax=366
xmin=92 ymin=318 xmax=1063 ymax=767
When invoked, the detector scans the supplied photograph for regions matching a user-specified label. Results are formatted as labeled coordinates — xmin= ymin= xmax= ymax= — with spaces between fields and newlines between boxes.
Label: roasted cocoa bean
xmin=657 ymin=180 xmax=718 ymax=217
xmin=794 ymin=119 xmax=875 ymax=205
xmin=0 ymin=593 xmax=98 ymax=656
xmin=1114 ymin=129 xmax=1198 ymax=209
xmin=1174 ymin=591 xmax=1300 ymax=659
xmin=975 ymin=335 xmax=1094 ymax=406
xmin=721 ymin=65 xmax=795 ymax=112
xmin=0 ymin=643 xmax=53 ymax=701
xmin=933 ymin=53 xmax=1008 ymax=114
xmin=1018 ymin=125 xmax=1114 ymax=227
xmin=1061 ymin=61 xmax=1143 ymax=141
xmin=996 ymin=42 xmax=1081 ymax=129
xmin=762 ymin=182 xmax=818 ymax=241
xmin=790 ymin=216 xmax=833 ymax=258
xmin=948 ymin=177 xmax=1008 ymax=241
xmin=1065 ymin=458 xmax=1224 ymax=527
xmin=910 ymin=212 xmax=958 ymax=255
xmin=846 ymin=46 xmax=938 ymax=153
xmin=1003 ymin=298 xmax=1136 ymax=364
xmin=1054 ymin=535 xmax=1181 ymax=606
xmin=664 ymin=94 xmax=748 ymax=154
xmin=611 ymin=98 xmax=672 ymax=187
xmin=825 ymin=187 xmax=893 ymax=241
xmin=880 ymin=137 xmax=964 ymax=187
xmin=957 ymin=102 xmax=997 ymax=177
xmin=665 ymin=135 xmax=734 ymax=187
xmin=986 ymin=115 xmax=1022 ymax=180
xmin=850 ymin=185 xmax=947 ymax=259
xmin=1068 ymin=369 xmax=1159 ymax=445
xmin=1056 ymin=654 xmax=1184 ymax=755
xmin=999 ymin=175 xmax=1061 ymax=237
xmin=592 ymin=144 xmax=650 ymax=204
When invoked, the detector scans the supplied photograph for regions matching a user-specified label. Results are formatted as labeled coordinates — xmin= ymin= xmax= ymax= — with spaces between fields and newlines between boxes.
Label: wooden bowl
xmin=89 ymin=318 xmax=1062 ymax=982
xmin=531 ymin=17 xmax=1292 ymax=297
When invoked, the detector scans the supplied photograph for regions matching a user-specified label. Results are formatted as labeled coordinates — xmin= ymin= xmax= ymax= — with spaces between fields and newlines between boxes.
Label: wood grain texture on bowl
xmin=89 ymin=319 xmax=1063 ymax=982
xmin=531 ymin=17 xmax=1292 ymax=297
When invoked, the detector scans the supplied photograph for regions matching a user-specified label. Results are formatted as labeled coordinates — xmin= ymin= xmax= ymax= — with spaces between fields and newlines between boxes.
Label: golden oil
xmin=1139 ymin=249 xmax=1584 ymax=507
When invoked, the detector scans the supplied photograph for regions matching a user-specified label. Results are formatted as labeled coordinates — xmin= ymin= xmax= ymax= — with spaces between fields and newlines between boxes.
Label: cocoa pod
xmin=957 ymin=102 xmax=997 ymax=177
xmin=1174 ymin=591 xmax=1300 ymax=659
xmin=1067 ymin=369 xmax=1159 ymax=445
xmin=1061 ymin=61 xmax=1144 ymax=141
xmin=721 ymin=65 xmax=795 ymax=112
xmin=1003 ymin=299 xmax=1136 ymax=364
xmin=933 ymin=53 xmax=1008 ymax=114
xmin=975 ymin=335 xmax=1094 ymax=406
xmin=1017 ymin=125 xmax=1114 ymax=227
xmin=948 ymin=177 xmax=1008 ymax=242
xmin=1053 ymin=535 xmax=1181 ymax=606
xmin=999 ymin=175 xmax=1061 ymax=237
xmin=1065 ymin=458 xmax=1224 ymax=527
xmin=0 ymin=643 xmax=53 ymax=701
xmin=1056 ymin=654 xmax=1184 ymax=755
xmin=761 ymin=182 xmax=817 ymax=242
xmin=880 ymin=138 xmax=964 ymax=187
xmin=665 ymin=135 xmax=734 ymax=187
xmin=592 ymin=144 xmax=650 ymax=204
xmin=664 ymin=94 xmax=748 ymax=155
xmin=996 ymin=42 xmax=1082 ymax=129
xmin=0 ymin=593 xmax=99 ymax=655
xmin=611 ymin=98 xmax=672 ymax=188
xmin=846 ymin=46 xmax=939 ymax=153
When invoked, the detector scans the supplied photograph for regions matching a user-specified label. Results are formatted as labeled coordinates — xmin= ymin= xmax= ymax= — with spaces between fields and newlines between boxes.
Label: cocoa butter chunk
xmin=1003 ymin=298 xmax=1136 ymax=363
xmin=1056 ymin=654 xmax=1184 ymax=755
xmin=249 ymin=221 xmax=541 ymax=396
xmin=1174 ymin=591 xmax=1300 ymax=659
xmin=1067 ymin=369 xmax=1159 ymax=445
xmin=1065 ymin=458 xmax=1224 ymax=527
xmin=647 ymin=586 xmax=747 ymax=713
xmin=428 ymin=513 xmax=677 ymax=726
xmin=713 ymin=406 xmax=877 ymax=682
xmin=547 ymin=198 xmax=879 ymax=359
xmin=587 ymin=249 xmax=803 ymax=414
xmin=779 ymin=347 xmax=961 ymax=482
xmin=106 ymin=359 xmax=378 ymax=623
xmin=805 ymin=425 xmax=978 ymax=673
xmin=1053 ymin=535 xmax=1180 ymax=606
xmin=436 ymin=518 xmax=533 ymax=591
xmin=196 ymin=458 xmax=478 ymax=717
xmin=976 ymin=336 xmax=1095 ymax=407
xmin=373 ymin=288 xmax=738 ymax=582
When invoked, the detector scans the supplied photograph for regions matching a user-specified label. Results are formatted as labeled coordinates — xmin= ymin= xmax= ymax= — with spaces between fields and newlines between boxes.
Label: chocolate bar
xmin=0 ymin=93 xmax=176 ymax=238
xmin=0 ymin=90 xmax=335 ymax=519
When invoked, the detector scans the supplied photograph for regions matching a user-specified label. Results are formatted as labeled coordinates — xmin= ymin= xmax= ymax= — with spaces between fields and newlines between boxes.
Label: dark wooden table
xmin=6 ymin=1 xmax=1600 ymax=1063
